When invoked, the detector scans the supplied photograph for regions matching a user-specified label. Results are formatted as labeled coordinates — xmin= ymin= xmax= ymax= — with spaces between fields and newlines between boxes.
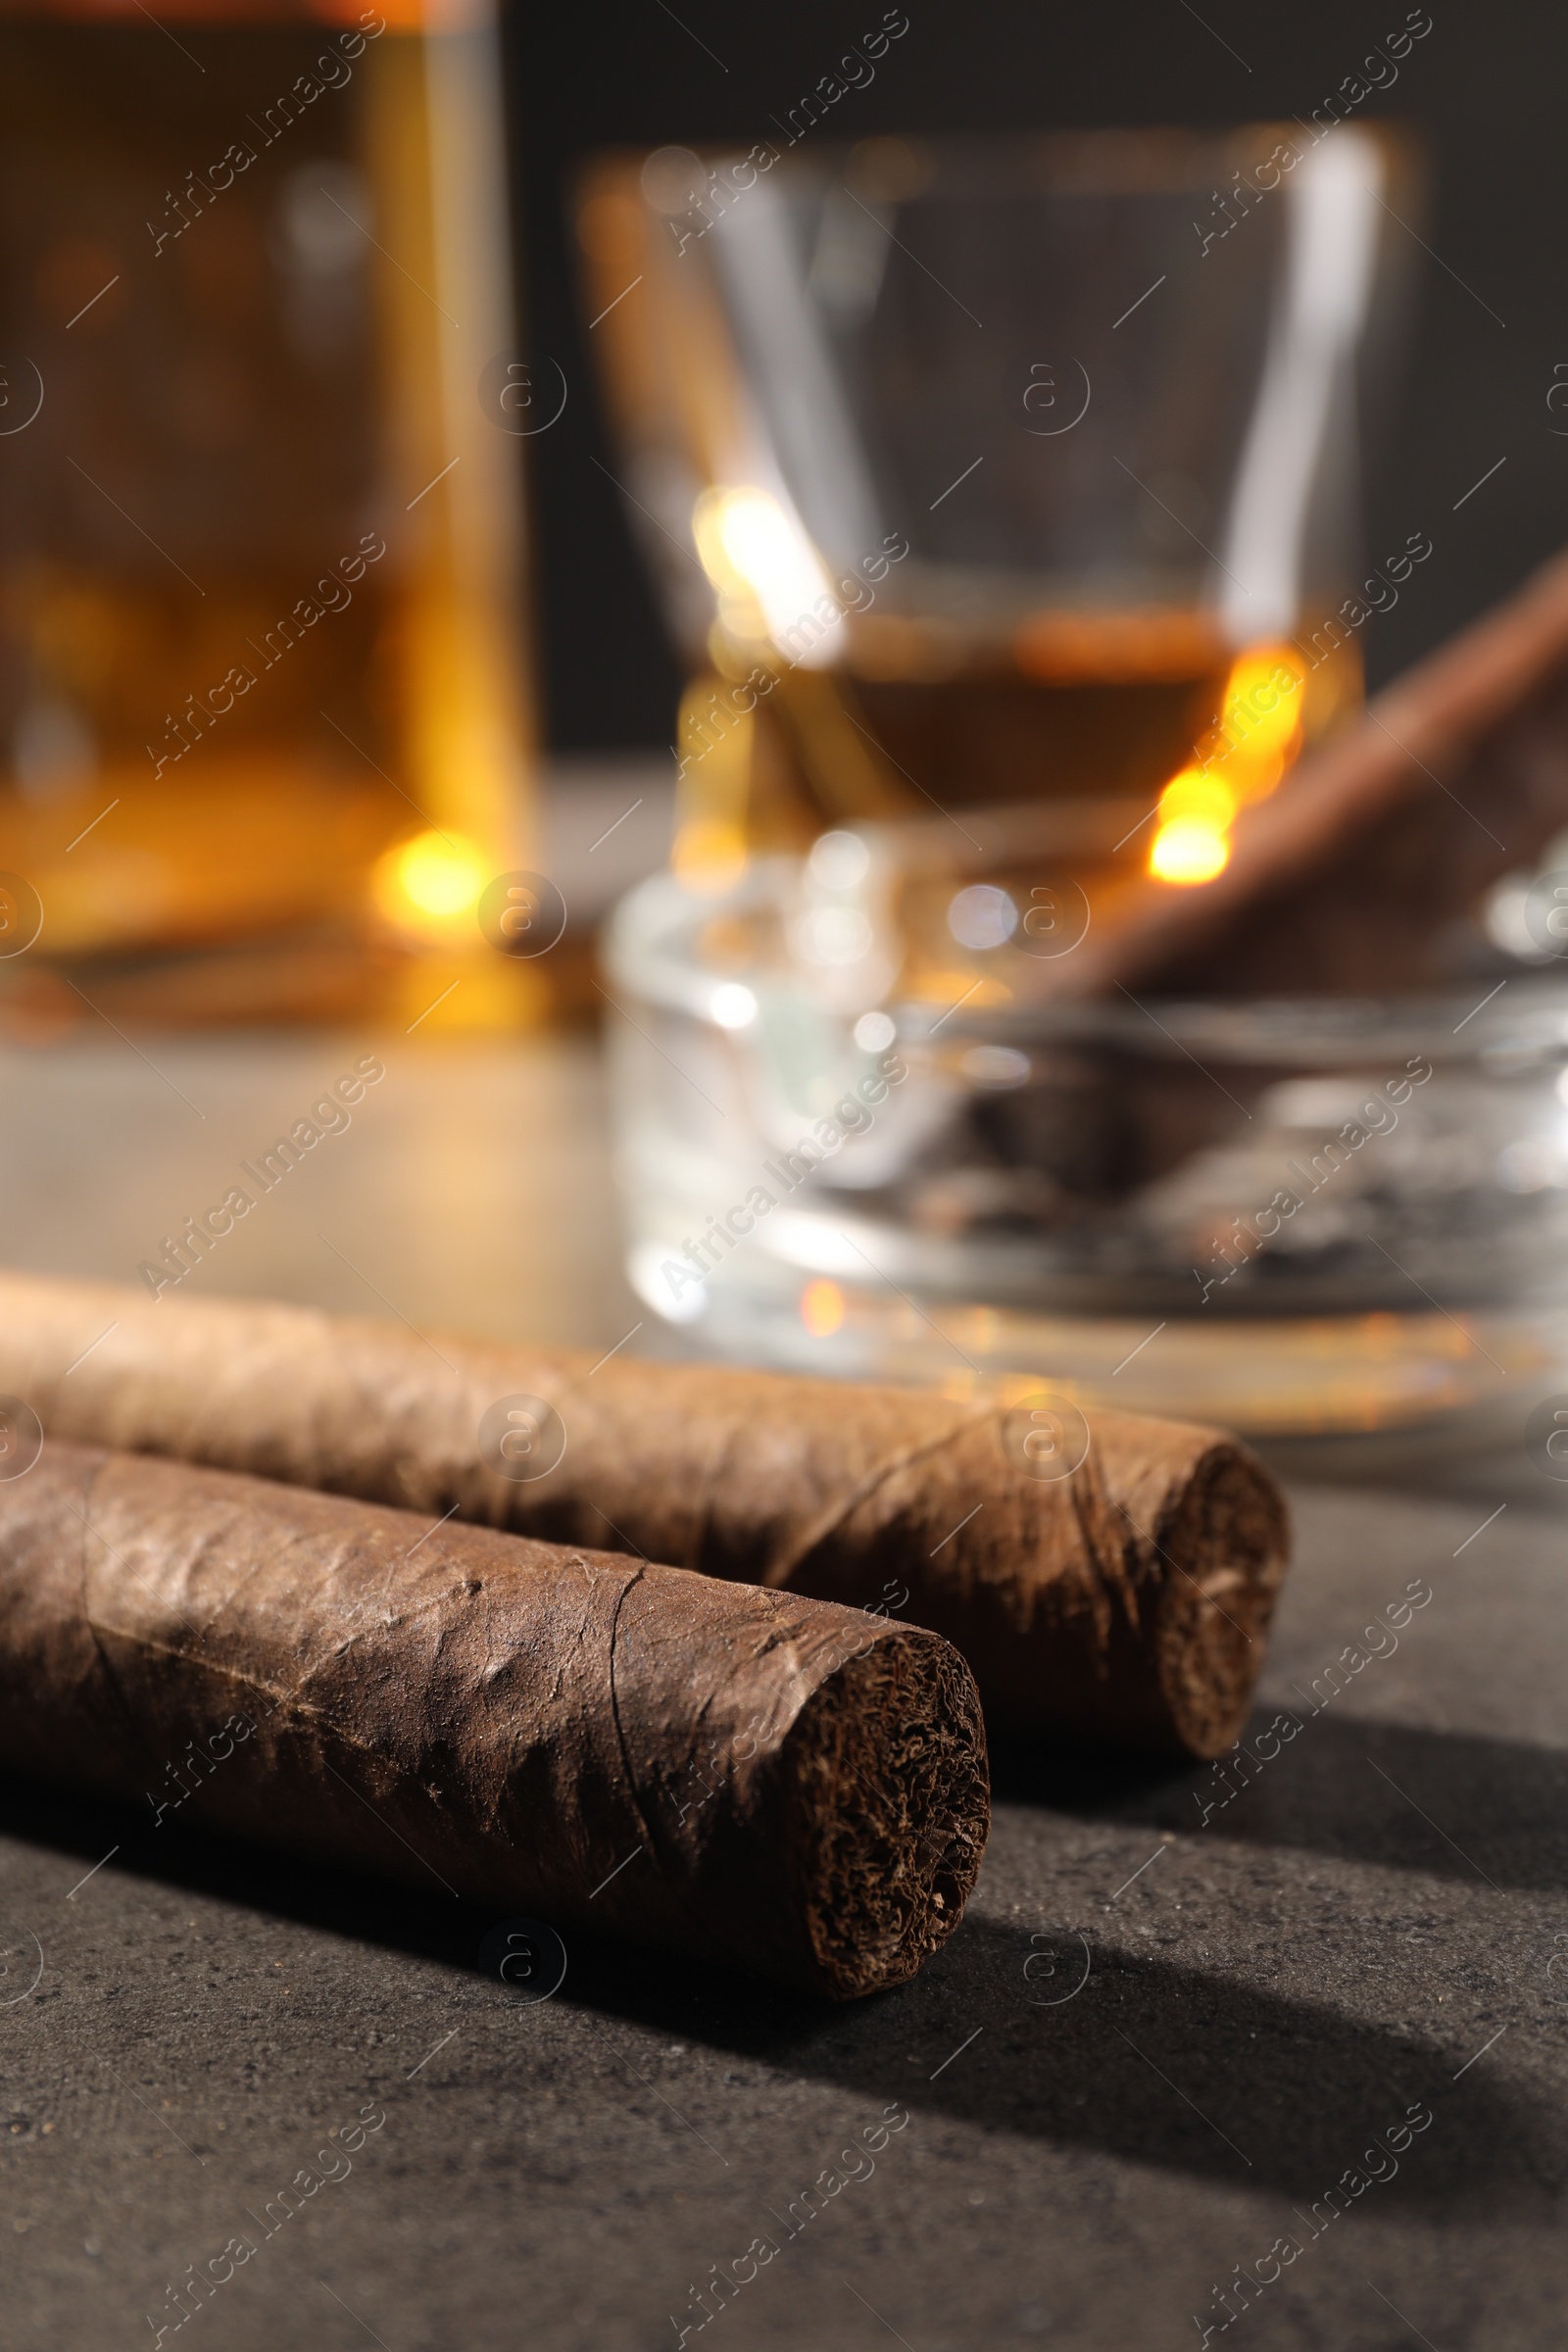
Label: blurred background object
xmin=521 ymin=2 xmax=1562 ymax=755
xmin=604 ymin=862 xmax=1568 ymax=1449
xmin=9 ymin=0 xmax=1568 ymax=1460
xmin=580 ymin=120 xmax=1556 ymax=1446
xmin=579 ymin=122 xmax=1408 ymax=924
xmin=0 ymin=0 xmax=535 ymax=1030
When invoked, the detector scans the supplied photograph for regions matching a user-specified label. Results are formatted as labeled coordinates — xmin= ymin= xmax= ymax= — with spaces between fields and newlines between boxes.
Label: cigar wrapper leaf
xmin=0 ymin=1442 xmax=989 ymax=1999
xmin=0 ymin=1273 xmax=1289 ymax=1756
xmin=1054 ymin=544 xmax=1568 ymax=1002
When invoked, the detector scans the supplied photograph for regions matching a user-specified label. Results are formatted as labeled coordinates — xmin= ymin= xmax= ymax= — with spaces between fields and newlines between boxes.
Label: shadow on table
xmin=568 ymin=1914 xmax=1561 ymax=2213
xmin=988 ymin=1713 xmax=1568 ymax=1897
xmin=0 ymin=1772 xmax=1558 ymax=2210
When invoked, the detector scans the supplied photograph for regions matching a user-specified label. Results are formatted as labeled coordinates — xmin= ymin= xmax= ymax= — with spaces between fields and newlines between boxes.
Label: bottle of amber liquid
xmin=0 ymin=0 xmax=536 ymax=1029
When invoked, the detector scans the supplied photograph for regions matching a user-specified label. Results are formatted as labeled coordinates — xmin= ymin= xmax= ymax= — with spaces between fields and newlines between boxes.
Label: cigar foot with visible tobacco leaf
xmin=0 ymin=1271 xmax=1289 ymax=1757
xmin=0 ymin=1443 xmax=988 ymax=1999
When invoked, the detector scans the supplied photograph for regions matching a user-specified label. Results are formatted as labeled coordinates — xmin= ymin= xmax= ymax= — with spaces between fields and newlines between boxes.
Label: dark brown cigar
xmin=0 ymin=1440 xmax=987 ymax=1999
xmin=1041 ymin=545 xmax=1568 ymax=1000
xmin=0 ymin=1273 xmax=1288 ymax=1757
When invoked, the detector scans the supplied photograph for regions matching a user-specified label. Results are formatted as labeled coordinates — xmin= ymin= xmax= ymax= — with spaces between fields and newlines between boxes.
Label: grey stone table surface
xmin=0 ymin=1033 xmax=1564 ymax=2352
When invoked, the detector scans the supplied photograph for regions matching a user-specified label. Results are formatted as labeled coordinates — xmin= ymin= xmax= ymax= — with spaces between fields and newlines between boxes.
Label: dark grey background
xmin=512 ymin=0 xmax=1563 ymax=749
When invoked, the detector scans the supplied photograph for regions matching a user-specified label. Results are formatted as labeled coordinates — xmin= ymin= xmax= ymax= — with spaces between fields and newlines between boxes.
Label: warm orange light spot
xmin=1203 ymin=642 xmax=1305 ymax=803
xmin=1150 ymin=819 xmax=1231 ymax=885
xmin=1156 ymin=766 xmax=1236 ymax=830
xmin=1146 ymin=642 xmax=1305 ymax=886
xmin=801 ymin=1277 xmax=846 ymax=1338
xmin=908 ymin=969 xmax=1013 ymax=1011
xmin=1148 ymin=767 xmax=1234 ymax=884
xmin=371 ymin=829 xmax=487 ymax=940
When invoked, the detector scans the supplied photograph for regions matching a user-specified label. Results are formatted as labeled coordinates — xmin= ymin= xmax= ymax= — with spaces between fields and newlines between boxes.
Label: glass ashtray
xmin=602 ymin=860 xmax=1568 ymax=1451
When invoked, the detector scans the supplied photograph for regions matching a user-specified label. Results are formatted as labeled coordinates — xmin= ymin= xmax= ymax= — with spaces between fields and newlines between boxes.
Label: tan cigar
xmin=0 ymin=1441 xmax=987 ymax=1998
xmin=0 ymin=1272 xmax=1287 ymax=1757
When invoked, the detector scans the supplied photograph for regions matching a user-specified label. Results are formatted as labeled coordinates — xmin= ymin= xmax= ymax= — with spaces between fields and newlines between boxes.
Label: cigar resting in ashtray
xmin=1050 ymin=544 xmax=1568 ymax=1001
xmin=0 ymin=1272 xmax=1289 ymax=1757
xmin=0 ymin=1440 xmax=988 ymax=1998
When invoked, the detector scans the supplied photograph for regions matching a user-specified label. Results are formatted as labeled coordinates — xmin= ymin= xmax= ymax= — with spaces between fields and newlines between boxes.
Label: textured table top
xmin=0 ymin=1033 xmax=1562 ymax=2352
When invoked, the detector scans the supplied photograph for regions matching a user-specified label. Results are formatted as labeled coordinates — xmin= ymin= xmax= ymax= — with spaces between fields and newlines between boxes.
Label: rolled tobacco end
xmin=0 ymin=1273 xmax=1288 ymax=1755
xmin=0 ymin=1442 xmax=988 ymax=1999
